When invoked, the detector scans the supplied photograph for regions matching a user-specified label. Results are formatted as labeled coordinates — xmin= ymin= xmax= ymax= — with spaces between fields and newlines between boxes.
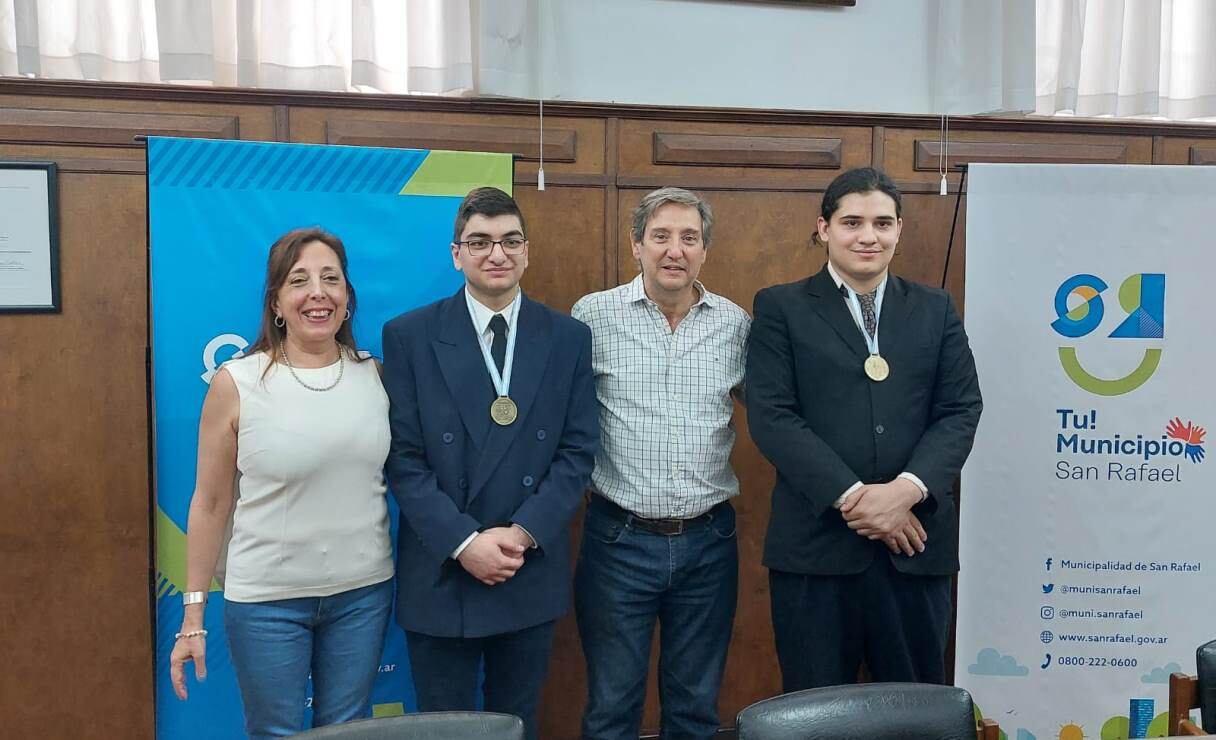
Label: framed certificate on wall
xmin=732 ymin=1 xmax=855 ymax=6
xmin=0 ymin=162 xmax=60 ymax=313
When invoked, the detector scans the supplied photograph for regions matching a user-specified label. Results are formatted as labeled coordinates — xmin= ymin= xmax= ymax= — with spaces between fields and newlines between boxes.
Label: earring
xmin=344 ymin=309 xmax=351 ymax=321
xmin=274 ymin=315 xmax=285 ymax=328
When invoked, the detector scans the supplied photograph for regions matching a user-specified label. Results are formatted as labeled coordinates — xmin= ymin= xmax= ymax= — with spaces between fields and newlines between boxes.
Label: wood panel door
xmin=0 ymin=166 xmax=153 ymax=739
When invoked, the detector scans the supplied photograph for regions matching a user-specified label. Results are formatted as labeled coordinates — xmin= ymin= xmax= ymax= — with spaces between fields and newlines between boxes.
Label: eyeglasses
xmin=456 ymin=237 xmax=528 ymax=256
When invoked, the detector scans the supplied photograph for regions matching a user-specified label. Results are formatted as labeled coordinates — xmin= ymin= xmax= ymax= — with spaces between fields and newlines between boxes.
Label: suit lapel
xmin=432 ymin=288 xmax=491 ymax=450
xmin=806 ymin=268 xmax=868 ymax=357
xmin=469 ymin=295 xmax=552 ymax=502
xmin=875 ymin=274 xmax=916 ymax=358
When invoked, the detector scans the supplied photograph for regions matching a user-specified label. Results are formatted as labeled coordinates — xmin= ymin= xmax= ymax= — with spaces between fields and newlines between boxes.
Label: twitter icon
xmin=1042 ymin=584 xmax=1054 ymax=594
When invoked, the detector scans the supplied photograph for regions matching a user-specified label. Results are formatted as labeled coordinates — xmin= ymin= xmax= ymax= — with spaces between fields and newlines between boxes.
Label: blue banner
xmin=149 ymin=137 xmax=513 ymax=738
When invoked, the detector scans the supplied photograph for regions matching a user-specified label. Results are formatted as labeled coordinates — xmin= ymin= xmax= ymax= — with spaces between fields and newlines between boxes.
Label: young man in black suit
xmin=745 ymin=167 xmax=982 ymax=690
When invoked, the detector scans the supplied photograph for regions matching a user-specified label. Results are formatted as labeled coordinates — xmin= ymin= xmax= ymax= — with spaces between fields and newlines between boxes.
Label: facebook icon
xmin=1045 ymin=557 xmax=1053 ymax=571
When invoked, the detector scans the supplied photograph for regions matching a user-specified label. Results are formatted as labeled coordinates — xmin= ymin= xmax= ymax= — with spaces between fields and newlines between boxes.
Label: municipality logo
xmin=1051 ymin=273 xmax=1164 ymax=396
xmin=200 ymin=333 xmax=249 ymax=383
xmin=1166 ymin=417 xmax=1206 ymax=463
xmin=1056 ymin=410 xmax=1205 ymax=465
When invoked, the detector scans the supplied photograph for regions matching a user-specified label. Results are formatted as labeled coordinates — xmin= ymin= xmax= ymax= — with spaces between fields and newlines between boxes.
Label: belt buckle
xmin=631 ymin=515 xmax=685 ymax=536
xmin=660 ymin=519 xmax=685 ymax=536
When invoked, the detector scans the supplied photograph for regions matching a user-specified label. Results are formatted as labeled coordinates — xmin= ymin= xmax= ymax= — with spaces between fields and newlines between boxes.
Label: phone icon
xmin=1041 ymin=653 xmax=1052 ymax=669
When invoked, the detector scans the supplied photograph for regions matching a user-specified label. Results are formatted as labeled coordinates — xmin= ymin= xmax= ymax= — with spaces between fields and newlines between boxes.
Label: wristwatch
xmin=182 ymin=591 xmax=207 ymax=606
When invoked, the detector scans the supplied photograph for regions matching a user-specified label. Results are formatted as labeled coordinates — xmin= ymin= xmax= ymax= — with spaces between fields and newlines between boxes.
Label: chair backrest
xmin=736 ymin=683 xmax=980 ymax=740
xmin=292 ymin=711 xmax=525 ymax=740
xmin=1168 ymin=672 xmax=1202 ymax=735
xmin=1199 ymin=639 xmax=1216 ymax=733
xmin=1169 ymin=639 xmax=1216 ymax=736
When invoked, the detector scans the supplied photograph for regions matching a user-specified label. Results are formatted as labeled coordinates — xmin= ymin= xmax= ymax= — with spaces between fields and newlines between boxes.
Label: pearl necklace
xmin=279 ymin=338 xmax=344 ymax=392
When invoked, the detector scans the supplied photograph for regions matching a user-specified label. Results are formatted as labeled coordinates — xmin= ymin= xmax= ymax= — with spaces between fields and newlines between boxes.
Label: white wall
xmin=544 ymin=0 xmax=937 ymax=114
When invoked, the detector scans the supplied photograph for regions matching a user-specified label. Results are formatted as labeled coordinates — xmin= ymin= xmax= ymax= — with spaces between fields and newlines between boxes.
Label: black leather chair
xmin=292 ymin=711 xmax=525 ymax=740
xmin=1169 ymin=638 xmax=1216 ymax=735
xmin=736 ymin=683 xmax=994 ymax=740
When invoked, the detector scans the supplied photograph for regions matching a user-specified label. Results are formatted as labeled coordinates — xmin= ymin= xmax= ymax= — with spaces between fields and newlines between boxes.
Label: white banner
xmin=957 ymin=164 xmax=1215 ymax=740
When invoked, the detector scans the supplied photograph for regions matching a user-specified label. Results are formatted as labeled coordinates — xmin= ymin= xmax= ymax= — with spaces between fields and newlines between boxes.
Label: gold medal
xmin=864 ymin=354 xmax=890 ymax=382
xmin=490 ymin=396 xmax=518 ymax=426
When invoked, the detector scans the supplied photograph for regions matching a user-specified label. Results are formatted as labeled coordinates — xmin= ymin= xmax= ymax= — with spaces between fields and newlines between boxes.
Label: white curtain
xmin=0 ymin=0 xmax=495 ymax=94
xmin=931 ymin=0 xmax=1036 ymax=115
xmin=475 ymin=0 xmax=552 ymax=100
xmin=1037 ymin=0 xmax=1216 ymax=119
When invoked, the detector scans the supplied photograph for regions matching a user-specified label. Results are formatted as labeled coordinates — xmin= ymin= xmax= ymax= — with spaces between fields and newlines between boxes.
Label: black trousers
xmin=769 ymin=557 xmax=952 ymax=691
xmin=406 ymin=620 xmax=555 ymax=740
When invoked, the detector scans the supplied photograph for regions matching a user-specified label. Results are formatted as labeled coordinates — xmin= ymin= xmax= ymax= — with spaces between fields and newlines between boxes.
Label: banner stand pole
xmin=138 ymin=133 xmax=159 ymax=726
xmin=941 ymin=163 xmax=969 ymax=291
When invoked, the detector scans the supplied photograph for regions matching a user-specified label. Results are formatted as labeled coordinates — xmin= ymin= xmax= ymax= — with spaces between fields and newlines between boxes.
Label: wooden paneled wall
xmin=3 ymin=79 xmax=1215 ymax=739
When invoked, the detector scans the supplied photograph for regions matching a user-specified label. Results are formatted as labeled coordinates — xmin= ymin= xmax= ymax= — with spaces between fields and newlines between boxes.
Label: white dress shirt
xmin=464 ymin=286 xmax=521 ymax=356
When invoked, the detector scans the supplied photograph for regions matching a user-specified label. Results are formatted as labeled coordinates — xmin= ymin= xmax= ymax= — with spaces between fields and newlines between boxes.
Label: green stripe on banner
xmin=399 ymin=151 xmax=513 ymax=196
xmin=373 ymin=703 xmax=406 ymax=718
xmin=155 ymin=507 xmax=221 ymax=594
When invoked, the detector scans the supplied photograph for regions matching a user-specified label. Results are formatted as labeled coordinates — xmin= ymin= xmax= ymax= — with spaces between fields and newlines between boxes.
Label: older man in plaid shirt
xmin=572 ymin=187 xmax=750 ymax=740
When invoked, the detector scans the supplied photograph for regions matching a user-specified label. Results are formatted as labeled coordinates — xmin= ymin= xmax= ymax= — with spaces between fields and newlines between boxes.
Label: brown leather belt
xmin=589 ymin=493 xmax=717 ymax=536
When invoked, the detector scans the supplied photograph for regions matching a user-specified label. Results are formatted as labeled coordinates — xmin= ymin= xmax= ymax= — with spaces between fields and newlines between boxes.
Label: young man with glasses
xmin=381 ymin=186 xmax=598 ymax=740
xmin=572 ymin=187 xmax=750 ymax=740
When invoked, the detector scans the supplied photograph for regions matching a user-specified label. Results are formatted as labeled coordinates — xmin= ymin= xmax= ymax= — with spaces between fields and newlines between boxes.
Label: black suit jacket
xmin=746 ymin=268 xmax=982 ymax=576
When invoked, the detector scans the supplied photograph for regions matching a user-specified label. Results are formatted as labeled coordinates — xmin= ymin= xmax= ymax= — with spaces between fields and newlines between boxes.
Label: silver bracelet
xmin=182 ymin=591 xmax=207 ymax=606
xmin=174 ymin=629 xmax=208 ymax=640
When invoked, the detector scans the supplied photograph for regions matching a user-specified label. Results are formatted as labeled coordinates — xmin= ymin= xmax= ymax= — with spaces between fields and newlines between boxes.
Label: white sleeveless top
xmin=221 ymin=350 xmax=394 ymax=602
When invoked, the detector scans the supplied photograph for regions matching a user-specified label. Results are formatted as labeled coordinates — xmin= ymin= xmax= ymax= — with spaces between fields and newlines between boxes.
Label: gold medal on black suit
xmin=490 ymin=395 xmax=518 ymax=425
xmin=864 ymin=354 xmax=890 ymax=382
xmin=844 ymin=281 xmax=890 ymax=384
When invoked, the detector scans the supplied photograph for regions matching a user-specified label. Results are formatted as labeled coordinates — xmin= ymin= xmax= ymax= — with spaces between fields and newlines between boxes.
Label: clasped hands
xmin=457 ymin=524 xmax=534 ymax=586
xmin=840 ymin=479 xmax=927 ymax=557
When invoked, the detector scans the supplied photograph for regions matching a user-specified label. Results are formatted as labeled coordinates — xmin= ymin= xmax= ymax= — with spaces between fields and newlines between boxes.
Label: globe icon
xmin=1040 ymin=630 xmax=1054 ymax=644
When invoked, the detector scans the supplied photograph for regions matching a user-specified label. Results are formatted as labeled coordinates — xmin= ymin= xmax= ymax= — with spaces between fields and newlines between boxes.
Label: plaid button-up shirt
xmin=572 ymin=275 xmax=750 ymax=519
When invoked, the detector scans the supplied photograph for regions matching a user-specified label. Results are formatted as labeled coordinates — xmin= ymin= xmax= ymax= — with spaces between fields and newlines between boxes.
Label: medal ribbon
xmin=476 ymin=293 xmax=520 ymax=398
xmin=843 ymin=277 xmax=887 ymax=357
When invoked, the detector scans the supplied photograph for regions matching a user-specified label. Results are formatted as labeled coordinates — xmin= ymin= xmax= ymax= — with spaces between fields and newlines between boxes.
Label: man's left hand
xmin=840 ymin=479 xmax=922 ymax=538
xmin=880 ymin=512 xmax=928 ymax=556
xmin=506 ymin=524 xmax=536 ymax=551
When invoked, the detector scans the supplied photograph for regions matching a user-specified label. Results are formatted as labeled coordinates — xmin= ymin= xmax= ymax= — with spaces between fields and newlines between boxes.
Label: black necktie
xmin=858 ymin=291 xmax=877 ymax=338
xmin=841 ymin=284 xmax=878 ymax=338
xmin=489 ymin=314 xmax=508 ymax=375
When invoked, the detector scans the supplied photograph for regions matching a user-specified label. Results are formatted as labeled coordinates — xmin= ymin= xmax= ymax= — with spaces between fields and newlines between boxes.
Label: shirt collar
xmin=624 ymin=273 xmax=716 ymax=309
xmin=826 ymin=260 xmax=887 ymax=297
xmin=464 ymin=287 xmax=521 ymax=336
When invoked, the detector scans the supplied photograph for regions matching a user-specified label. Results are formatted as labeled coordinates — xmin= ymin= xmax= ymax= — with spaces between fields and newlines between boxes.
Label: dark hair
xmin=820 ymin=167 xmax=902 ymax=221
xmin=247 ymin=227 xmax=368 ymax=369
xmin=452 ymin=187 xmax=527 ymax=243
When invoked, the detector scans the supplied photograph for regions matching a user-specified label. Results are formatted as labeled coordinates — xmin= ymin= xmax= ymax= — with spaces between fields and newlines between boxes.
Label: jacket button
xmin=536 ymin=429 xmax=547 ymax=441
xmin=875 ymin=424 xmax=885 ymax=434
xmin=522 ymin=475 xmax=534 ymax=487
xmin=458 ymin=477 xmax=468 ymax=489
xmin=442 ymin=432 xmax=454 ymax=444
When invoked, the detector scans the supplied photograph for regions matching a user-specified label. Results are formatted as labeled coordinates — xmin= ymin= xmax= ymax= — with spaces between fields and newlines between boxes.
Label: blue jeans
xmin=224 ymin=579 xmax=393 ymax=740
xmin=574 ymin=498 xmax=738 ymax=740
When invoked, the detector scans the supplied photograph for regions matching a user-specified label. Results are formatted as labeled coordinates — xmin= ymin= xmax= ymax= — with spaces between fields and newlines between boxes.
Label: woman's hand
xmin=169 ymin=631 xmax=207 ymax=700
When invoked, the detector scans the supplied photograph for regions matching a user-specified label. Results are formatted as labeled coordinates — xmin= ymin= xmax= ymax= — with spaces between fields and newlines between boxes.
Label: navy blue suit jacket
xmin=381 ymin=288 xmax=598 ymax=638
xmin=746 ymin=268 xmax=982 ymax=577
